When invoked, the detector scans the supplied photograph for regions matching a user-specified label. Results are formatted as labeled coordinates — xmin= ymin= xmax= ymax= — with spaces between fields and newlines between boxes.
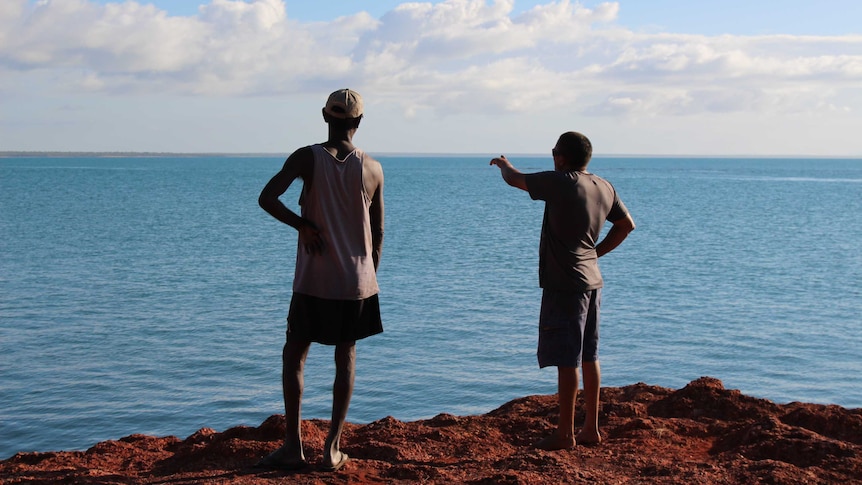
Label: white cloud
xmin=1 ymin=0 xmax=861 ymax=154
xmin=0 ymin=0 xmax=379 ymax=95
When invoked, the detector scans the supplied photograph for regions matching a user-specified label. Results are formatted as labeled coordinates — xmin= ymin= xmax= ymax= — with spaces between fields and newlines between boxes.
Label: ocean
xmin=1 ymin=154 xmax=860 ymax=459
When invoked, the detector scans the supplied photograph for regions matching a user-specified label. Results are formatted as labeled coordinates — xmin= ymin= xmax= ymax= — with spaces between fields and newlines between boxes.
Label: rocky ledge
xmin=3 ymin=377 xmax=861 ymax=484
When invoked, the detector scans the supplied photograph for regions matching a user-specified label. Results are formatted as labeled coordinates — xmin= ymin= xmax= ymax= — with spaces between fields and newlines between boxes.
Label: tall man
xmin=490 ymin=131 xmax=634 ymax=450
xmin=257 ymin=89 xmax=384 ymax=471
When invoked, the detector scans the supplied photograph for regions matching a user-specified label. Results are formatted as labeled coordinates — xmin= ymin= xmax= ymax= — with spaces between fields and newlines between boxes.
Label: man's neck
xmin=557 ymin=164 xmax=588 ymax=174
xmin=323 ymin=137 xmax=356 ymax=159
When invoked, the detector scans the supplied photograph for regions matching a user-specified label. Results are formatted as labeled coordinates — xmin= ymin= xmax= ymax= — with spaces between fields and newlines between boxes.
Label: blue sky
xmin=91 ymin=0 xmax=862 ymax=35
xmin=2 ymin=0 xmax=862 ymax=155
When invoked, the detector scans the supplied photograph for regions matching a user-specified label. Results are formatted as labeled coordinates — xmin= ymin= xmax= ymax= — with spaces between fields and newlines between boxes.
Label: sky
xmin=2 ymin=0 xmax=861 ymax=156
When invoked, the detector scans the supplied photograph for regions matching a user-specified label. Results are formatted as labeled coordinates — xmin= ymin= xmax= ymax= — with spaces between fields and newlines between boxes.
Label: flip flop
xmin=322 ymin=452 xmax=349 ymax=472
xmin=255 ymin=450 xmax=308 ymax=471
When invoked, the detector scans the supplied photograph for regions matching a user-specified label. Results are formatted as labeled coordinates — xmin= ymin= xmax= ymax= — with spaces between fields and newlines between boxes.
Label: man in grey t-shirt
xmin=490 ymin=131 xmax=635 ymax=450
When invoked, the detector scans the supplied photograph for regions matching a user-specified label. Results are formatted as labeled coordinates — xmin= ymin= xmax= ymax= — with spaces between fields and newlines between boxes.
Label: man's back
xmin=525 ymin=170 xmax=628 ymax=292
xmin=293 ymin=144 xmax=379 ymax=300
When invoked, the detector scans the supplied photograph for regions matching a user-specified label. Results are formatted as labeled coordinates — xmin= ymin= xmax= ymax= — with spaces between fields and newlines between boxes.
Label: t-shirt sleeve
xmin=525 ymin=171 xmax=558 ymax=202
xmin=607 ymin=188 xmax=629 ymax=222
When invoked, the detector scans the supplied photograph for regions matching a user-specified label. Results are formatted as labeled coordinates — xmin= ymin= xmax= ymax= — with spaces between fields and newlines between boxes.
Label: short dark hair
xmin=557 ymin=131 xmax=592 ymax=169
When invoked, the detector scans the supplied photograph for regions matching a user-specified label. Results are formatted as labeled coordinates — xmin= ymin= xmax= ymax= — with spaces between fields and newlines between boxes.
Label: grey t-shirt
xmin=525 ymin=170 xmax=629 ymax=292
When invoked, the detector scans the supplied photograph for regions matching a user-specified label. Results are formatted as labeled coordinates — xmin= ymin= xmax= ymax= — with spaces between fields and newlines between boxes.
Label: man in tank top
xmin=257 ymin=89 xmax=384 ymax=472
xmin=490 ymin=131 xmax=635 ymax=451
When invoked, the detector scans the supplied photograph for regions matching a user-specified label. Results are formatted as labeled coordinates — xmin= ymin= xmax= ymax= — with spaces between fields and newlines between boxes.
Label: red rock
xmin=3 ymin=377 xmax=861 ymax=484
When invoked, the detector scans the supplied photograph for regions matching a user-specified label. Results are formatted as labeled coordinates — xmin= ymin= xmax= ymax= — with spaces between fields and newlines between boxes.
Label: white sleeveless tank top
xmin=292 ymin=144 xmax=379 ymax=300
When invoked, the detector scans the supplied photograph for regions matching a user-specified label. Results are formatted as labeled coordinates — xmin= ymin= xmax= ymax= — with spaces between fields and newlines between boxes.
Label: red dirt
xmin=3 ymin=377 xmax=861 ymax=484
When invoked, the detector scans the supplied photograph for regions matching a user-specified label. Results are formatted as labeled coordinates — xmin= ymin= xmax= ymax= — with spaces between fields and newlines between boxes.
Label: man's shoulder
xmin=279 ymin=145 xmax=316 ymax=176
xmin=524 ymin=169 xmax=557 ymax=182
xmin=288 ymin=145 xmax=316 ymax=161
xmin=525 ymin=169 xmax=566 ymax=186
xmin=359 ymin=150 xmax=383 ymax=171
xmin=590 ymin=173 xmax=616 ymax=191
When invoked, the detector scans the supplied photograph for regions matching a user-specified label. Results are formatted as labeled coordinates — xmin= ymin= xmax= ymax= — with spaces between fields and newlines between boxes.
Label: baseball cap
xmin=324 ymin=89 xmax=363 ymax=119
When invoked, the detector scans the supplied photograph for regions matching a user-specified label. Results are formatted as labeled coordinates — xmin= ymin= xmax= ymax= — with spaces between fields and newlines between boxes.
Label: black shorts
xmin=287 ymin=292 xmax=383 ymax=345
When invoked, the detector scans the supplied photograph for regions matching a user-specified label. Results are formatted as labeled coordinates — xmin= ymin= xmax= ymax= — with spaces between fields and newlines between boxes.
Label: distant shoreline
xmin=0 ymin=151 xmax=281 ymax=158
xmin=2 ymin=151 xmax=860 ymax=159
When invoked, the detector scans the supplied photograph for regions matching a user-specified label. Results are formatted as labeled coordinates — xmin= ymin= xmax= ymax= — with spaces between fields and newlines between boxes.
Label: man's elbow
xmin=617 ymin=214 xmax=636 ymax=234
xmin=258 ymin=192 xmax=274 ymax=211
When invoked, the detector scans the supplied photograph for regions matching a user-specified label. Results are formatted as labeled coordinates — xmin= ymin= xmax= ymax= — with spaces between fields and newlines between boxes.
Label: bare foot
xmin=533 ymin=432 xmax=575 ymax=451
xmin=321 ymin=450 xmax=349 ymax=471
xmin=255 ymin=446 xmax=307 ymax=470
xmin=576 ymin=429 xmax=603 ymax=446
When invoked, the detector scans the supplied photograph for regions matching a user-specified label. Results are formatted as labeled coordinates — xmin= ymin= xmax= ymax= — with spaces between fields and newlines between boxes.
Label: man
xmin=490 ymin=131 xmax=634 ymax=450
xmin=257 ymin=89 xmax=384 ymax=471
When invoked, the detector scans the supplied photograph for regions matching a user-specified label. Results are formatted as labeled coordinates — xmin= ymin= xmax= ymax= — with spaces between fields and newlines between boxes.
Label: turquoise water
xmin=1 ymin=155 xmax=861 ymax=458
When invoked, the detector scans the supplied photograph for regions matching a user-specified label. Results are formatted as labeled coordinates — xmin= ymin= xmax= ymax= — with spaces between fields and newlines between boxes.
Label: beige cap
xmin=324 ymin=88 xmax=363 ymax=119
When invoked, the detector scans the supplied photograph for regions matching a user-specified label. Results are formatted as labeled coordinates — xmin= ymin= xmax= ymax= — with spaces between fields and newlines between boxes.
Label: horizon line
xmin=2 ymin=151 xmax=861 ymax=160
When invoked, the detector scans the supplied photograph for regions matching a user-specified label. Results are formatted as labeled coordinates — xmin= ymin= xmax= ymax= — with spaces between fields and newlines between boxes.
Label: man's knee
xmin=334 ymin=342 xmax=356 ymax=369
xmin=283 ymin=340 xmax=311 ymax=366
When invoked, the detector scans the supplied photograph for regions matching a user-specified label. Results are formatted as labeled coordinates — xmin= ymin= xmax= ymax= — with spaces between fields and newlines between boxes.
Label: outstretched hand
xmin=489 ymin=155 xmax=510 ymax=168
xmin=489 ymin=155 xmax=527 ymax=191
